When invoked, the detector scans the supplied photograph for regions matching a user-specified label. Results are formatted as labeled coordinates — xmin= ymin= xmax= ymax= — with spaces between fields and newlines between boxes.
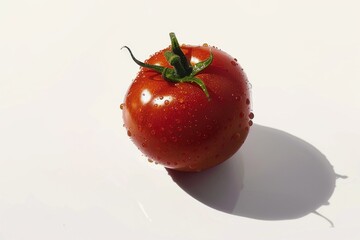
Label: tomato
xmin=121 ymin=33 xmax=253 ymax=172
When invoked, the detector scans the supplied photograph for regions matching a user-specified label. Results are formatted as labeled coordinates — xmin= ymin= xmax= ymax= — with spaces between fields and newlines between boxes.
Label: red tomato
xmin=121 ymin=33 xmax=253 ymax=172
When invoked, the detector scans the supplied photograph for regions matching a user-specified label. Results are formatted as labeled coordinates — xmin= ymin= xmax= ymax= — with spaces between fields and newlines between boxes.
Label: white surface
xmin=1 ymin=0 xmax=360 ymax=239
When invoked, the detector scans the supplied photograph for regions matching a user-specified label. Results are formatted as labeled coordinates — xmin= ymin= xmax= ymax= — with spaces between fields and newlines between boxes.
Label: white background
xmin=1 ymin=0 xmax=360 ymax=239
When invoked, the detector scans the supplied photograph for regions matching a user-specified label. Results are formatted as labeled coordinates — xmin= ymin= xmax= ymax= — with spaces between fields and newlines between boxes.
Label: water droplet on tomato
xmin=120 ymin=103 xmax=124 ymax=110
xmin=159 ymin=96 xmax=164 ymax=100
xmin=249 ymin=112 xmax=254 ymax=119
xmin=234 ymin=58 xmax=238 ymax=62
xmin=249 ymin=120 xmax=253 ymax=126
xmin=232 ymin=132 xmax=241 ymax=140
xmin=164 ymin=100 xmax=170 ymax=105
xmin=202 ymin=43 xmax=209 ymax=47
xmin=231 ymin=60 xmax=237 ymax=66
xmin=239 ymin=112 xmax=245 ymax=118
xmin=246 ymin=98 xmax=250 ymax=105
xmin=142 ymin=143 xmax=147 ymax=148
xmin=127 ymin=130 xmax=132 ymax=137
xmin=148 ymin=158 xmax=153 ymax=163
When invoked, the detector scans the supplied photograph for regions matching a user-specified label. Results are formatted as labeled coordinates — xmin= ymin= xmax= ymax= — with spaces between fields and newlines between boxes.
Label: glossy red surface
xmin=122 ymin=45 xmax=252 ymax=171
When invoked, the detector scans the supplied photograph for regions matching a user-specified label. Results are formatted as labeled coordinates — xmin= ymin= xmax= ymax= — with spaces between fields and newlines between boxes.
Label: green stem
xmin=121 ymin=46 xmax=165 ymax=75
xmin=164 ymin=51 xmax=188 ymax=77
xmin=122 ymin=33 xmax=213 ymax=99
xmin=169 ymin=32 xmax=193 ymax=75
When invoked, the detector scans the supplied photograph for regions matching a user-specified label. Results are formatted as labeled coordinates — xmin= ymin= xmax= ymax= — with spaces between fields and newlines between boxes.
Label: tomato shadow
xmin=167 ymin=124 xmax=337 ymax=220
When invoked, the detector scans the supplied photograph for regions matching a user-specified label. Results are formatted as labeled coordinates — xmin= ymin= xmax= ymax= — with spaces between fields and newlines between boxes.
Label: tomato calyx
xmin=122 ymin=32 xmax=213 ymax=99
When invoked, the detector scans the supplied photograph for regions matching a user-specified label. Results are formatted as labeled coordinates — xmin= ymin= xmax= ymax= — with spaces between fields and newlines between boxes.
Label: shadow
xmin=167 ymin=124 xmax=337 ymax=220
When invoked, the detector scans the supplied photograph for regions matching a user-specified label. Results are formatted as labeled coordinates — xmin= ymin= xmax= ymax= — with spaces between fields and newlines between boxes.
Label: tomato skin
xmin=122 ymin=45 xmax=252 ymax=172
